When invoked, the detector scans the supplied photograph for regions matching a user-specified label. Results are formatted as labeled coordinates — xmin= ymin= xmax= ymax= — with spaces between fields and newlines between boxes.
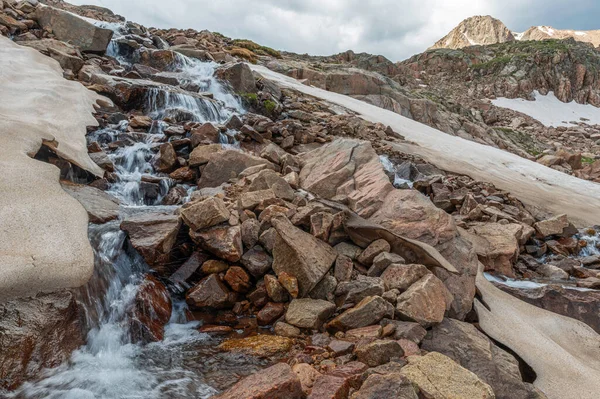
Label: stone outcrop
xmin=430 ymin=15 xmax=515 ymax=50
xmin=0 ymin=291 xmax=86 ymax=390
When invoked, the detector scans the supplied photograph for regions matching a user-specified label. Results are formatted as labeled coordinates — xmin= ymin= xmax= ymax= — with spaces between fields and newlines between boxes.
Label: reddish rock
xmin=380 ymin=264 xmax=431 ymax=291
xmin=308 ymin=375 xmax=349 ymax=399
xmin=186 ymin=274 xmax=236 ymax=309
xmin=130 ymin=275 xmax=172 ymax=343
xmin=169 ymin=166 xmax=196 ymax=181
xmin=326 ymin=361 xmax=369 ymax=390
xmin=293 ymin=363 xmax=322 ymax=396
xmin=345 ymin=325 xmax=382 ymax=341
xmin=155 ymin=142 xmax=178 ymax=172
xmin=257 ymin=302 xmax=286 ymax=326
xmin=278 ymin=271 xmax=300 ymax=298
xmin=357 ymin=239 xmax=391 ymax=266
xmin=214 ymin=363 xmax=303 ymax=399
xmin=395 ymin=274 xmax=451 ymax=328
xmin=190 ymin=122 xmax=220 ymax=146
xmin=264 ymin=274 xmax=289 ymax=302
xmin=327 ymin=296 xmax=393 ymax=332
xmin=354 ymin=339 xmax=403 ymax=367
xmin=181 ymin=197 xmax=230 ymax=232
xmin=327 ymin=340 xmax=355 ymax=356
xmin=241 ymin=245 xmax=274 ymax=277
xmin=199 ymin=325 xmax=234 ymax=335
xmin=224 ymin=266 xmax=252 ymax=293
xmin=201 ymin=259 xmax=230 ymax=274
xmin=191 ymin=225 xmax=243 ymax=262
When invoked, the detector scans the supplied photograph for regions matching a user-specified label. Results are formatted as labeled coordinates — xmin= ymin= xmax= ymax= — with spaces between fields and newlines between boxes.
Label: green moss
xmin=471 ymin=55 xmax=513 ymax=70
xmin=494 ymin=127 xmax=542 ymax=156
xmin=232 ymin=39 xmax=282 ymax=59
xmin=263 ymin=100 xmax=277 ymax=114
xmin=239 ymin=92 xmax=258 ymax=105
xmin=582 ymin=156 xmax=596 ymax=165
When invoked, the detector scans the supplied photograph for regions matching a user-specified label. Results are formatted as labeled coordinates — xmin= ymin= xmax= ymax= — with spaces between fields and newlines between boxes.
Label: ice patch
xmin=492 ymin=90 xmax=600 ymax=127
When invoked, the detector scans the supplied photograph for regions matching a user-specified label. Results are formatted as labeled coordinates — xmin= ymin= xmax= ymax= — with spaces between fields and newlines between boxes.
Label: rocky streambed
xmin=1 ymin=2 xmax=600 ymax=399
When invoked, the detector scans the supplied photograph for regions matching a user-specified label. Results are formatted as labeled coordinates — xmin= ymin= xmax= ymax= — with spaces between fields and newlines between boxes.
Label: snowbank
xmin=492 ymin=90 xmax=600 ymax=127
xmin=0 ymin=36 xmax=107 ymax=301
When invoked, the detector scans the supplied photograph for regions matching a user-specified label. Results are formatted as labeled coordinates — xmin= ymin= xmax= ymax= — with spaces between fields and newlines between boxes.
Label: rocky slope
xmin=518 ymin=26 xmax=600 ymax=48
xmin=1 ymin=1 xmax=600 ymax=398
xmin=429 ymin=15 xmax=515 ymax=50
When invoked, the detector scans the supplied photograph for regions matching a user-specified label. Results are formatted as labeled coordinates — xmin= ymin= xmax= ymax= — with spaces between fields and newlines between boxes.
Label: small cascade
xmin=379 ymin=154 xmax=414 ymax=188
xmin=10 ymin=16 xmax=258 ymax=399
xmin=578 ymin=229 xmax=600 ymax=257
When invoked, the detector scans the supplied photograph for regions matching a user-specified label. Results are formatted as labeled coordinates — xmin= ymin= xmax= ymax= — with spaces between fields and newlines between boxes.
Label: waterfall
xmin=9 ymin=17 xmax=256 ymax=399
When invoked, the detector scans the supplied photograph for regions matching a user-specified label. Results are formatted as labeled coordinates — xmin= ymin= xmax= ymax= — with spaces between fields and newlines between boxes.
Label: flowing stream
xmin=9 ymin=22 xmax=263 ymax=399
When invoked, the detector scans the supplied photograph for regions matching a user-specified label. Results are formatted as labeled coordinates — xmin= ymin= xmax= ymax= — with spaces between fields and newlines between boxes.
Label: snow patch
xmin=538 ymin=26 xmax=555 ymax=36
xmin=492 ymin=90 xmax=600 ymax=127
xmin=513 ymin=31 xmax=525 ymax=40
xmin=575 ymin=31 xmax=587 ymax=36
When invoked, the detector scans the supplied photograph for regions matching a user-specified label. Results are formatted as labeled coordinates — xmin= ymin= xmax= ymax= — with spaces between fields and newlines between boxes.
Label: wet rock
xmin=217 ymin=62 xmax=257 ymax=93
xmin=335 ymin=275 xmax=385 ymax=306
xmin=190 ymin=123 xmax=220 ymax=146
xmin=154 ymin=142 xmax=178 ymax=172
xmin=241 ymin=245 xmax=273 ymax=277
xmin=61 ymin=182 xmax=120 ymax=224
xmin=34 ymin=5 xmax=114 ymax=53
xmin=351 ymin=373 xmax=417 ymax=399
xmin=218 ymin=335 xmax=294 ymax=358
xmin=257 ymin=302 xmax=285 ymax=326
xmin=421 ymin=318 xmax=544 ymax=399
xmin=272 ymin=216 xmax=338 ymax=297
xmin=357 ymin=239 xmax=391 ymax=265
xmin=169 ymin=166 xmax=196 ymax=182
xmin=187 ymin=274 xmax=236 ymax=309
xmin=0 ymin=291 xmax=86 ymax=391
xmin=181 ymin=197 xmax=230 ymax=231
xmin=293 ymin=363 xmax=322 ymax=396
xmin=286 ymin=298 xmax=336 ymax=330
xmin=214 ymin=363 xmax=303 ymax=399
xmin=265 ymin=274 xmax=289 ymax=302
xmin=327 ymin=296 xmax=393 ymax=332
xmin=200 ymin=259 xmax=229 ymax=274
xmin=308 ymin=375 xmax=349 ymax=399
xmin=199 ymin=150 xmax=274 ymax=188
xmin=537 ymin=263 xmax=569 ymax=279
xmin=169 ymin=251 xmax=209 ymax=285
xmin=380 ymin=264 xmax=431 ymax=291
xmin=401 ymin=352 xmax=495 ymax=399
xmin=191 ymin=225 xmax=243 ymax=262
xmin=241 ymin=218 xmax=261 ymax=248
xmin=224 ymin=266 xmax=252 ymax=293
xmin=355 ymin=339 xmax=403 ymax=367
xmin=534 ymin=214 xmax=577 ymax=238
xmin=396 ymin=274 xmax=450 ymax=328
xmin=89 ymin=150 xmax=114 ymax=172
xmin=121 ymin=212 xmax=181 ymax=268
xmin=130 ymin=275 xmax=172 ymax=343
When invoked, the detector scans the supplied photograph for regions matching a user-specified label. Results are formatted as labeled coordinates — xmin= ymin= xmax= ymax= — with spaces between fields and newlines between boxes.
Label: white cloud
xmin=70 ymin=0 xmax=597 ymax=61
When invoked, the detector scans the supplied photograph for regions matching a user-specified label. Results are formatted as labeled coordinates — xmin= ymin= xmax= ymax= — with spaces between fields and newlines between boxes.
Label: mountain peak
xmin=429 ymin=15 xmax=514 ymax=50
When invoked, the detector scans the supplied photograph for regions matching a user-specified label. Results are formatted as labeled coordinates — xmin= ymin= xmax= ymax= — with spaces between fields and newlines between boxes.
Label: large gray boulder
xmin=421 ymin=318 xmax=545 ymax=399
xmin=34 ymin=5 xmax=114 ymax=54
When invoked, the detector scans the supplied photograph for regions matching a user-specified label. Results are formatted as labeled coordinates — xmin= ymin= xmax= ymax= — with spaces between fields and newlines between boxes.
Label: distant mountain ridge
xmin=431 ymin=15 xmax=600 ymax=50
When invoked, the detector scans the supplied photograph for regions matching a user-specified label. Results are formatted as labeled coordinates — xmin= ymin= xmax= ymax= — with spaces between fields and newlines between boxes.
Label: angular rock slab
xmin=61 ymin=182 xmax=120 ymax=224
xmin=214 ymin=363 xmax=303 ymax=399
xmin=271 ymin=216 xmax=337 ymax=297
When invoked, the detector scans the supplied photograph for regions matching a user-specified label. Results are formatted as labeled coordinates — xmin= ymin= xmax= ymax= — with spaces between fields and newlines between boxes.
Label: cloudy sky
xmin=71 ymin=0 xmax=599 ymax=61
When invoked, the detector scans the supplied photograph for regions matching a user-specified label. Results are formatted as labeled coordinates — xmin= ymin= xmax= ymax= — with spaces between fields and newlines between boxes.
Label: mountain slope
xmin=519 ymin=26 xmax=600 ymax=48
xmin=429 ymin=15 xmax=515 ymax=50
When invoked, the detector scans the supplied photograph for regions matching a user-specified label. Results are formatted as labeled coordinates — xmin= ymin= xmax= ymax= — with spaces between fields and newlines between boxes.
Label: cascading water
xmin=9 ymin=18 xmax=259 ymax=399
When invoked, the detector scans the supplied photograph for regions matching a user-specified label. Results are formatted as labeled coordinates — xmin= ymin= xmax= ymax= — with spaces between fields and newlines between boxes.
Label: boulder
xmin=354 ymin=339 xmax=404 ymax=367
xmin=155 ymin=143 xmax=177 ymax=172
xmin=380 ymin=264 xmax=431 ymax=291
xmin=271 ymin=216 xmax=338 ymax=297
xmin=380 ymin=319 xmax=427 ymax=343
xmin=463 ymin=223 xmax=533 ymax=277
xmin=293 ymin=363 xmax=322 ymax=396
xmin=308 ymin=375 xmax=349 ymax=399
xmin=120 ymin=212 xmax=181 ymax=268
xmin=241 ymin=245 xmax=273 ymax=277
xmin=34 ymin=5 xmax=114 ymax=53
xmin=186 ymin=274 xmax=235 ymax=309
xmin=401 ymin=352 xmax=495 ymax=399
xmin=248 ymin=169 xmax=295 ymax=201
xmin=181 ymin=197 xmax=230 ymax=231
xmin=395 ymin=274 xmax=451 ymax=327
xmin=357 ymin=239 xmax=391 ymax=265
xmin=334 ymin=255 xmax=353 ymax=282
xmin=257 ymin=302 xmax=285 ymax=326
xmin=224 ymin=266 xmax=252 ymax=293
xmin=198 ymin=150 xmax=274 ymax=188
xmin=264 ymin=274 xmax=289 ymax=302
xmin=286 ymin=298 xmax=336 ymax=330
xmin=0 ymin=291 xmax=85 ymax=390
xmin=214 ymin=363 xmax=303 ymax=399
xmin=368 ymin=252 xmax=405 ymax=277
xmin=351 ymin=373 xmax=418 ymax=399
xmin=61 ymin=182 xmax=120 ymax=224
xmin=327 ymin=296 xmax=393 ymax=332
xmin=188 ymin=143 xmax=223 ymax=167
xmin=130 ymin=275 xmax=172 ymax=343
xmin=421 ymin=318 xmax=544 ymax=399
xmin=534 ymin=214 xmax=577 ymax=238
xmin=335 ymin=275 xmax=385 ymax=306
xmin=217 ymin=62 xmax=257 ymax=93
xmin=191 ymin=225 xmax=243 ymax=262
xmin=241 ymin=218 xmax=261 ymax=248
xmin=238 ymin=189 xmax=276 ymax=210
xmin=275 ymin=322 xmax=301 ymax=338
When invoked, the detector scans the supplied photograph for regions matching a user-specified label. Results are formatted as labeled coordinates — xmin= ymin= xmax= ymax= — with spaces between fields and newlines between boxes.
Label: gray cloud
xmin=71 ymin=0 xmax=598 ymax=61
